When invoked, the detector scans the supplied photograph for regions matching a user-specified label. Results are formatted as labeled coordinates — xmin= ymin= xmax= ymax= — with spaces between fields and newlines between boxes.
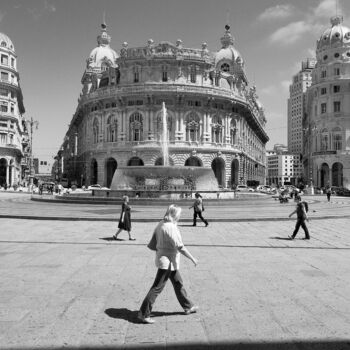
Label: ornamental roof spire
xmin=220 ymin=24 xmax=235 ymax=48
xmin=330 ymin=15 xmax=343 ymax=26
xmin=97 ymin=21 xmax=111 ymax=46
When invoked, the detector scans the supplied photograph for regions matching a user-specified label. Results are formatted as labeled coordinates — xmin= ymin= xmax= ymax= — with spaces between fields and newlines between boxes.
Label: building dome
xmin=317 ymin=16 xmax=350 ymax=50
xmin=86 ymin=23 xmax=118 ymax=69
xmin=214 ymin=25 xmax=244 ymax=70
xmin=0 ymin=32 xmax=15 ymax=52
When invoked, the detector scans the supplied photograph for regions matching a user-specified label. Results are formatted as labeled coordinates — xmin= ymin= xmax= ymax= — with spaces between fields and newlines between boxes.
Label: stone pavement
xmin=0 ymin=193 xmax=350 ymax=349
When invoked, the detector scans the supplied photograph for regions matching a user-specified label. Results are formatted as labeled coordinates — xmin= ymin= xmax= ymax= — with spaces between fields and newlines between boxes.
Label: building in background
xmin=54 ymin=23 xmax=269 ymax=189
xmin=0 ymin=32 xmax=29 ymax=188
xmin=288 ymin=58 xmax=316 ymax=155
xmin=266 ymin=144 xmax=302 ymax=187
xmin=304 ymin=16 xmax=350 ymax=189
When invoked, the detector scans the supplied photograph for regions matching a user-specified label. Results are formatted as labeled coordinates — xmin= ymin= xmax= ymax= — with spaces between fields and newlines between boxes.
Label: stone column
xmin=6 ymin=164 xmax=9 ymax=186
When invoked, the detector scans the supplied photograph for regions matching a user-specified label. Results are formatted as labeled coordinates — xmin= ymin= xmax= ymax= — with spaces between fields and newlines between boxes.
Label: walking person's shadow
xmin=105 ymin=308 xmax=183 ymax=323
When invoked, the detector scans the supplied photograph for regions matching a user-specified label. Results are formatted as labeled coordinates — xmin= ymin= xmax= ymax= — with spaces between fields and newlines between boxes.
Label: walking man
xmin=288 ymin=197 xmax=310 ymax=240
xmin=189 ymin=192 xmax=208 ymax=227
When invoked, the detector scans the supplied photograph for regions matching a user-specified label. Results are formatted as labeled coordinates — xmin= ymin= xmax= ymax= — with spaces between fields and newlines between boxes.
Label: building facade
xmin=288 ymin=58 xmax=316 ymax=154
xmin=304 ymin=16 xmax=350 ymax=189
xmin=0 ymin=32 xmax=28 ymax=188
xmin=266 ymin=145 xmax=302 ymax=186
xmin=56 ymin=23 xmax=269 ymax=189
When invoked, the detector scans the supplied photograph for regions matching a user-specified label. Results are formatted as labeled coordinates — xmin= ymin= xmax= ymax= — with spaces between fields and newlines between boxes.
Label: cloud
xmin=27 ymin=0 xmax=56 ymax=20
xmin=258 ymin=4 xmax=295 ymax=21
xmin=267 ymin=0 xmax=346 ymax=47
xmin=269 ymin=21 xmax=312 ymax=45
xmin=312 ymin=0 xmax=341 ymax=19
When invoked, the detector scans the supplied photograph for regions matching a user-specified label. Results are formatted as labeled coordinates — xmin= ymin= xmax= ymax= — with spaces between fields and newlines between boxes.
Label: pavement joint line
xmin=0 ymin=240 xmax=349 ymax=250
xmin=1 ymin=214 xmax=350 ymax=221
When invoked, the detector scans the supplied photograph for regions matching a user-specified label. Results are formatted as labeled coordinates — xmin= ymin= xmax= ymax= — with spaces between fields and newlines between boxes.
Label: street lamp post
xmin=26 ymin=117 xmax=39 ymax=187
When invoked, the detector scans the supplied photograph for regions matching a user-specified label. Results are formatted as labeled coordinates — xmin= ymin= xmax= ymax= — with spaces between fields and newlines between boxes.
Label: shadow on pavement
xmin=3 ymin=340 xmax=350 ymax=349
xmin=105 ymin=308 xmax=139 ymax=324
xmin=270 ymin=236 xmax=292 ymax=240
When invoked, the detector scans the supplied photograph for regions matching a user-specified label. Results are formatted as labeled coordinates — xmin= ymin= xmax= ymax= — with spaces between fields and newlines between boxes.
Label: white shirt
xmin=154 ymin=220 xmax=184 ymax=271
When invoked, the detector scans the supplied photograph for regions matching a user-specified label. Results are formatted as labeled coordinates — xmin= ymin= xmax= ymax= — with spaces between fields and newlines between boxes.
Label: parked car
xmin=87 ymin=184 xmax=101 ymax=190
xmin=236 ymin=185 xmax=254 ymax=192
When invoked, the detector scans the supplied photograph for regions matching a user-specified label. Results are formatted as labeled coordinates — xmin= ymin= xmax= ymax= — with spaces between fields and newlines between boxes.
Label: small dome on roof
xmin=0 ymin=32 xmax=15 ymax=52
xmin=214 ymin=25 xmax=244 ymax=68
xmin=87 ymin=23 xmax=118 ymax=69
xmin=317 ymin=16 xmax=350 ymax=50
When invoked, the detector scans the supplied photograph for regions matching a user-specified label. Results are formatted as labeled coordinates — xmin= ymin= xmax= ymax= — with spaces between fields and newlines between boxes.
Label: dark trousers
xmin=193 ymin=210 xmax=208 ymax=226
xmin=292 ymin=218 xmax=310 ymax=239
xmin=139 ymin=268 xmax=193 ymax=318
xmin=327 ymin=193 xmax=331 ymax=202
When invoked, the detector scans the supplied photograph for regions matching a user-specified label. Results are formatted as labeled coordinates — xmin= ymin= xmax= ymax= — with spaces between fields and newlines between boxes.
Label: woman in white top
xmin=138 ymin=204 xmax=198 ymax=324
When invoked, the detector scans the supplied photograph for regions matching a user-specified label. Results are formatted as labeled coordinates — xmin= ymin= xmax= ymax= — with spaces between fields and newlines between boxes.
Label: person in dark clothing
xmin=326 ymin=186 xmax=332 ymax=202
xmin=189 ymin=192 xmax=208 ymax=227
xmin=288 ymin=197 xmax=310 ymax=240
xmin=113 ymin=195 xmax=136 ymax=241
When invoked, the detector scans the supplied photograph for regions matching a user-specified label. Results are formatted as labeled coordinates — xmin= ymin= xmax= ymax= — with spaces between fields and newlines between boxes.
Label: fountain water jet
xmin=109 ymin=102 xmax=219 ymax=198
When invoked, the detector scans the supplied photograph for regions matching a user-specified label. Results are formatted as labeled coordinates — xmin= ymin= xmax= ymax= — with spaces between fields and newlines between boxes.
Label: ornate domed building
xmin=304 ymin=16 xmax=350 ymax=189
xmin=0 ymin=32 xmax=28 ymax=188
xmin=56 ymin=23 xmax=269 ymax=189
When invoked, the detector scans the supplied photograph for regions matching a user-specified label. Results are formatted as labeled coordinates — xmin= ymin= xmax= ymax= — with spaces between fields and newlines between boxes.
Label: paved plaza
xmin=0 ymin=192 xmax=350 ymax=349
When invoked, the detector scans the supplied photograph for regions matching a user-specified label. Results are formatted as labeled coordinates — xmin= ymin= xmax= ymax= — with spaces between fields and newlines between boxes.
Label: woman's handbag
xmin=147 ymin=232 xmax=157 ymax=251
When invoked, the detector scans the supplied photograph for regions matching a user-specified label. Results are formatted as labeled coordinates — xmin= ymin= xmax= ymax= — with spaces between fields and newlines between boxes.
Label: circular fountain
xmin=108 ymin=102 xmax=220 ymax=199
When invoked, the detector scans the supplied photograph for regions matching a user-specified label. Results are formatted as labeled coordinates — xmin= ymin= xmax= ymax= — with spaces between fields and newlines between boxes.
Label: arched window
xmin=320 ymin=128 xmax=329 ymax=151
xmin=185 ymin=112 xmax=200 ymax=142
xmin=190 ymin=66 xmax=196 ymax=83
xmin=211 ymin=115 xmax=223 ymax=143
xmin=332 ymin=127 xmax=342 ymax=150
xmin=162 ymin=65 xmax=168 ymax=82
xmin=133 ymin=66 xmax=140 ymax=83
xmin=129 ymin=112 xmax=143 ymax=141
xmin=106 ymin=115 xmax=117 ymax=142
xmin=221 ymin=63 xmax=230 ymax=72
xmin=230 ymin=120 xmax=237 ymax=145
xmin=93 ymin=118 xmax=99 ymax=144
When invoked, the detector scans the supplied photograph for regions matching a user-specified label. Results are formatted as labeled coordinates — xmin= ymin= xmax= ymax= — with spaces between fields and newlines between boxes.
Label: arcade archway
xmin=320 ymin=163 xmax=329 ymax=188
xmin=184 ymin=156 xmax=202 ymax=167
xmin=211 ymin=157 xmax=225 ymax=188
xmin=231 ymin=159 xmax=239 ymax=188
xmin=332 ymin=162 xmax=343 ymax=187
xmin=90 ymin=159 xmax=98 ymax=185
xmin=127 ymin=157 xmax=144 ymax=166
xmin=106 ymin=158 xmax=117 ymax=188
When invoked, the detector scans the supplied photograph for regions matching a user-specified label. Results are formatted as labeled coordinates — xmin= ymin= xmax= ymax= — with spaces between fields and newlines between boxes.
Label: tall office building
xmin=287 ymin=58 xmax=316 ymax=154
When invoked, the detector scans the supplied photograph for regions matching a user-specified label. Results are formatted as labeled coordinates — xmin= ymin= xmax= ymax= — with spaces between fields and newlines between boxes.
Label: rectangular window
xmin=333 ymin=135 xmax=342 ymax=150
xmin=321 ymin=87 xmax=327 ymax=95
xmin=1 ymin=55 xmax=8 ymax=65
xmin=11 ymin=58 xmax=14 ymax=67
xmin=1 ymin=72 xmax=9 ymax=81
xmin=0 ymin=133 xmax=7 ymax=144
xmin=0 ymin=88 xmax=7 ymax=96
xmin=334 ymin=101 xmax=341 ymax=112
xmin=134 ymin=72 xmax=139 ymax=83
xmin=10 ymin=104 xmax=14 ymax=113
xmin=321 ymin=70 xmax=327 ymax=78
xmin=333 ymin=85 xmax=340 ymax=93
xmin=190 ymin=66 xmax=196 ymax=83
xmin=321 ymin=103 xmax=327 ymax=114
xmin=162 ymin=71 xmax=168 ymax=82
xmin=334 ymin=68 xmax=340 ymax=76
xmin=1 ymin=103 xmax=8 ymax=112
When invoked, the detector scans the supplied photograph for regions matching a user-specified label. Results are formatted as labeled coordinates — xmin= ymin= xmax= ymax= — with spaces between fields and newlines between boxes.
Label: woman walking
xmin=138 ymin=204 xmax=198 ymax=324
xmin=189 ymin=192 xmax=208 ymax=227
xmin=113 ymin=195 xmax=136 ymax=241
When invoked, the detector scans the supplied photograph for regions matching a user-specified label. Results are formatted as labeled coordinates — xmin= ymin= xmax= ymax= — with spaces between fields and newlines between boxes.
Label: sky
xmin=1 ymin=0 xmax=349 ymax=160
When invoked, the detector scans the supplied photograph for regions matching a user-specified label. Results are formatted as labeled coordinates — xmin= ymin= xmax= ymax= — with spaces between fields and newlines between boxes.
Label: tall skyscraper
xmin=287 ymin=58 xmax=316 ymax=154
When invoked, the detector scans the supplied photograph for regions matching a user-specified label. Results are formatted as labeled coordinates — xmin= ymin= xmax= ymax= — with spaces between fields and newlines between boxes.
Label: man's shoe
xmin=138 ymin=313 xmax=155 ymax=324
xmin=192 ymin=224 xmax=196 ymax=226
xmin=288 ymin=235 xmax=294 ymax=240
xmin=205 ymin=222 xmax=209 ymax=227
xmin=304 ymin=237 xmax=310 ymax=240
xmin=185 ymin=305 xmax=198 ymax=315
